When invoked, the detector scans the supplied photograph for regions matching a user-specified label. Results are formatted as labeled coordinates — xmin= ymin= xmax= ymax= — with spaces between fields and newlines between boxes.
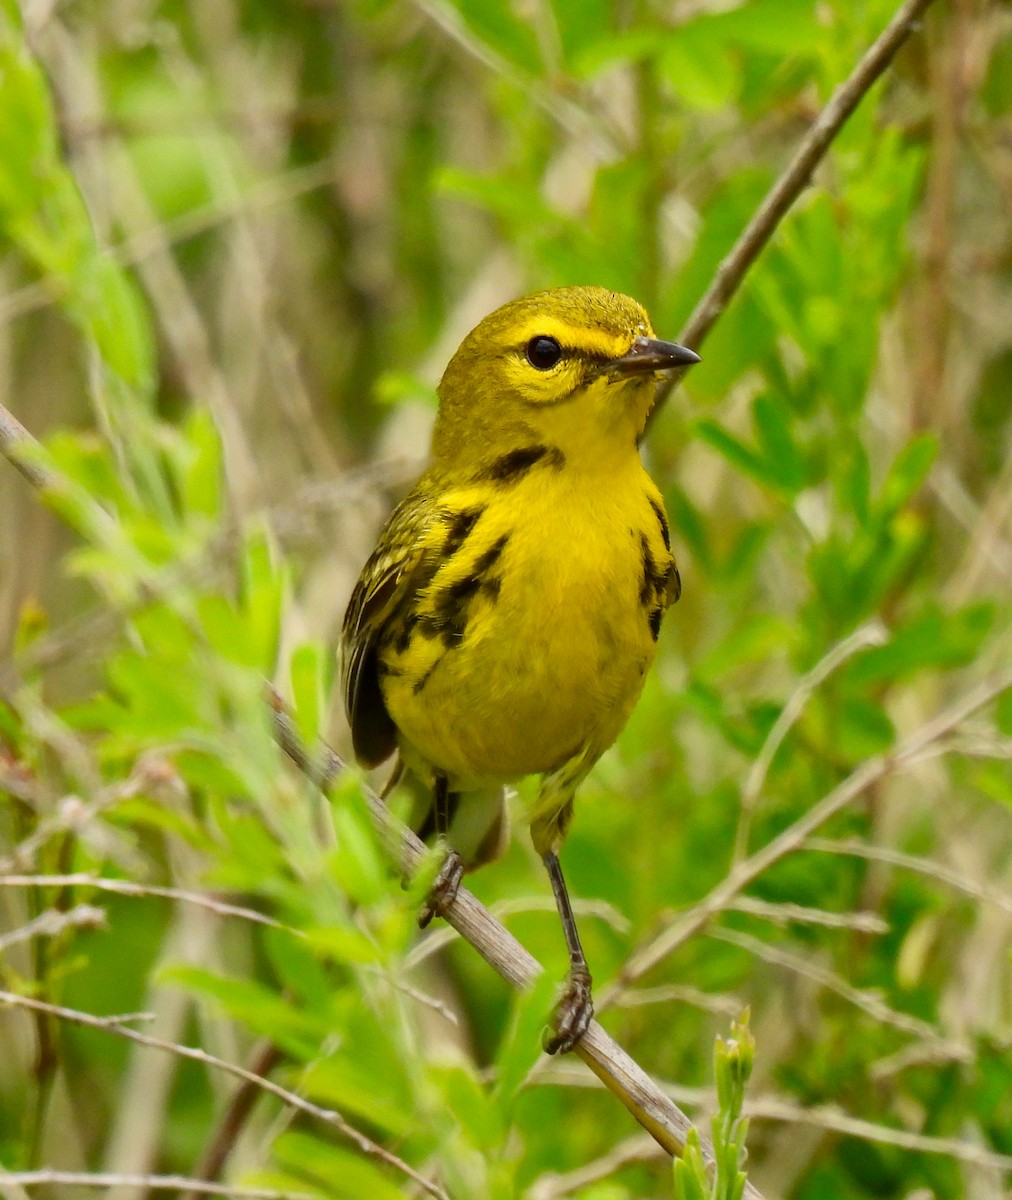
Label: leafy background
xmin=1 ymin=0 xmax=1011 ymax=1198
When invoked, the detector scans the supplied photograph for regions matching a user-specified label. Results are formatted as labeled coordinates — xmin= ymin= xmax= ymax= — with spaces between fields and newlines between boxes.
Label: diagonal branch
xmin=647 ymin=0 xmax=940 ymax=428
xmin=0 ymin=404 xmax=53 ymax=490
xmin=268 ymin=697 xmax=756 ymax=1187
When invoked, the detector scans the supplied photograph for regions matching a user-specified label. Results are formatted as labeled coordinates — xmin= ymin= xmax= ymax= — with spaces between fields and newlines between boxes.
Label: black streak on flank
xmin=417 ymin=533 xmax=511 ymax=658
xmin=443 ymin=505 xmax=484 ymax=559
xmin=471 ymin=534 xmax=509 ymax=577
xmin=639 ymin=529 xmax=677 ymax=640
xmin=649 ymin=496 xmax=671 ymax=551
xmin=638 ymin=532 xmax=658 ymax=606
xmin=485 ymin=444 xmax=565 ymax=484
xmin=388 ymin=606 xmax=418 ymax=651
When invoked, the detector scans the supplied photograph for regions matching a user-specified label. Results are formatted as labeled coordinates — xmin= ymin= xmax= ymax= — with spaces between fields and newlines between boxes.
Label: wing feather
xmin=341 ymin=489 xmax=439 ymax=767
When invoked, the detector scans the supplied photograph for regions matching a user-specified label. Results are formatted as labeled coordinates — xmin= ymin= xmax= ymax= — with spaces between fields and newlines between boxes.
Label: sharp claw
xmin=543 ymin=969 xmax=593 ymax=1055
xmin=417 ymin=847 xmax=464 ymax=928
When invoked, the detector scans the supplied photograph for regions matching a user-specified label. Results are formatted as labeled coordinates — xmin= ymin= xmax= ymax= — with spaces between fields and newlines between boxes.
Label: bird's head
xmin=433 ymin=286 xmax=699 ymax=471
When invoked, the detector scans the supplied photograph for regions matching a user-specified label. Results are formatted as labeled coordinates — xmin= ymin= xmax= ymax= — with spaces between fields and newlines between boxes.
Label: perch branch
xmin=268 ymin=697 xmax=761 ymax=1188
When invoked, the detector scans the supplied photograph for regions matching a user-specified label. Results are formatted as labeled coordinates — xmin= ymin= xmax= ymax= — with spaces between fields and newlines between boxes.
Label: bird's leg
xmin=417 ymin=773 xmax=464 ymax=929
xmin=541 ymin=849 xmax=593 ymax=1054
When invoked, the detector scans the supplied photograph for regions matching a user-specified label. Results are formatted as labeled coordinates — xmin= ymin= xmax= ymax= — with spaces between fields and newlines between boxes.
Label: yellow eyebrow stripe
xmin=511 ymin=316 xmax=631 ymax=361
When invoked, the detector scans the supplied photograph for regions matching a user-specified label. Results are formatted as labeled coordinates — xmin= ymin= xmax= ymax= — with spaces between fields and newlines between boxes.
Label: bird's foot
xmin=543 ymin=967 xmax=593 ymax=1055
xmin=417 ymin=846 xmax=464 ymax=929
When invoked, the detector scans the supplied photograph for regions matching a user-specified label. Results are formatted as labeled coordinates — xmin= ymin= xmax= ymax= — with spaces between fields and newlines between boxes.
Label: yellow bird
xmin=342 ymin=286 xmax=699 ymax=1052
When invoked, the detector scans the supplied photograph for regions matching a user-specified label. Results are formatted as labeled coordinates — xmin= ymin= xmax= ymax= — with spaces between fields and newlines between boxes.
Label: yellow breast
xmin=377 ymin=457 xmax=676 ymax=790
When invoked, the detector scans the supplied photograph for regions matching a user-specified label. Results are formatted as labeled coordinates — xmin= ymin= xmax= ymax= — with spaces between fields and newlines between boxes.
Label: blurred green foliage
xmin=0 ymin=0 xmax=1010 ymax=1198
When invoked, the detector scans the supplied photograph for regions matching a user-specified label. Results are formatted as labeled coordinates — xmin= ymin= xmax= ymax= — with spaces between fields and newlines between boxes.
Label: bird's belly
xmin=381 ymin=521 xmax=656 ymax=788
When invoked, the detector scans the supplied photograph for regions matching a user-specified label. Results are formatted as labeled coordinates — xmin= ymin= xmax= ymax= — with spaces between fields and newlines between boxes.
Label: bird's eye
xmin=525 ymin=336 xmax=562 ymax=370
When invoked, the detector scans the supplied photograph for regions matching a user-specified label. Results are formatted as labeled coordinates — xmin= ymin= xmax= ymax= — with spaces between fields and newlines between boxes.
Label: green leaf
xmin=661 ymin=25 xmax=741 ymax=111
xmin=177 ymin=410 xmax=223 ymax=520
xmin=328 ymin=784 xmax=391 ymax=910
xmin=695 ymin=614 xmax=797 ymax=683
xmin=695 ymin=419 xmax=778 ymax=490
xmin=262 ymin=925 xmax=333 ymax=1011
xmin=446 ymin=0 xmax=542 ymax=74
xmin=710 ymin=0 xmax=824 ymax=55
xmin=290 ymin=641 xmax=329 ymax=747
xmin=240 ymin=528 xmax=285 ymax=673
xmin=572 ymin=28 xmax=664 ymax=78
xmin=301 ymin=1055 xmax=415 ymax=1139
xmin=848 ymin=603 xmax=994 ymax=684
xmin=493 ymin=971 xmax=558 ymax=1111
xmin=839 ymin=443 xmax=871 ymax=527
xmin=751 ymin=394 xmax=807 ymax=493
xmin=303 ymin=919 xmax=382 ymax=965
xmin=163 ymin=965 xmax=327 ymax=1056
xmin=673 ymin=1128 xmax=710 ymax=1200
xmin=666 ymin=486 xmax=713 ymax=573
xmin=875 ymin=434 xmax=938 ymax=518
xmin=432 ymin=1062 xmax=503 ymax=1152
xmin=552 ymin=0 xmax=615 ymax=70
xmin=271 ymin=1132 xmax=404 ymax=1200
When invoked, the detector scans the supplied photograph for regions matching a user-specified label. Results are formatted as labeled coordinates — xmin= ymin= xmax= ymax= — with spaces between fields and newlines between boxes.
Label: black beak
xmin=608 ymin=336 xmax=701 ymax=376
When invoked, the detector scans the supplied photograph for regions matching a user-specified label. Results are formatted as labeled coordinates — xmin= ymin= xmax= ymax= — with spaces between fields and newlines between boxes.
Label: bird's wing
xmin=341 ymin=487 xmax=441 ymax=768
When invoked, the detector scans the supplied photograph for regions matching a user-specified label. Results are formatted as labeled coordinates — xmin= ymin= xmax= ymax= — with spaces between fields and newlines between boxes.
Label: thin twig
xmin=608 ymin=667 xmax=1012 ymax=997
xmin=0 ymin=991 xmax=447 ymax=1200
xmin=0 ymin=874 xmax=286 ymax=930
xmin=733 ymin=621 xmax=889 ymax=861
xmin=183 ymin=1041 xmax=284 ymax=1200
xmin=612 ymin=984 xmax=743 ymax=1018
xmin=727 ymin=896 xmax=888 ymax=934
xmin=707 ymin=927 xmax=966 ymax=1051
xmin=647 ymin=0 xmax=940 ymax=426
xmin=744 ymin=1097 xmax=1012 ymax=1173
xmin=0 ymin=904 xmax=106 ymax=953
xmin=802 ymin=836 xmax=1012 ymax=915
xmin=0 ymin=1171 xmax=311 ymax=1200
xmin=530 ymin=1081 xmax=1012 ymax=1173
